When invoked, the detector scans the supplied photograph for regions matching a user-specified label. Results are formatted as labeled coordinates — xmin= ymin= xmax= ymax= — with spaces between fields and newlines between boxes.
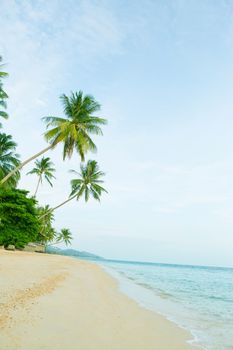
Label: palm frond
xmin=42 ymin=91 xmax=107 ymax=161
xmin=68 ymin=160 xmax=107 ymax=202
xmin=0 ymin=133 xmax=20 ymax=187
xmin=27 ymin=156 xmax=56 ymax=193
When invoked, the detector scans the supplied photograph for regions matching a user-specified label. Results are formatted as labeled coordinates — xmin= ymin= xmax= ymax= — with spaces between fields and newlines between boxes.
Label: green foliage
xmin=0 ymin=133 xmax=20 ymax=188
xmin=70 ymin=159 xmax=107 ymax=202
xmin=0 ymin=90 xmax=107 ymax=187
xmin=27 ymin=157 xmax=56 ymax=196
xmin=36 ymin=206 xmax=73 ymax=247
xmin=43 ymin=91 xmax=107 ymax=161
xmin=37 ymin=204 xmax=56 ymax=243
xmin=27 ymin=157 xmax=55 ymax=185
xmin=56 ymin=228 xmax=73 ymax=246
xmin=0 ymin=188 xmax=40 ymax=248
xmin=0 ymin=56 xmax=9 ymax=126
xmin=0 ymin=85 xmax=106 ymax=252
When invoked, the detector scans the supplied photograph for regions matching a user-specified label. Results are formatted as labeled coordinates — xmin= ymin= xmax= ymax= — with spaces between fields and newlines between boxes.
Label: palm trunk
xmin=39 ymin=194 xmax=77 ymax=219
xmin=46 ymin=240 xmax=62 ymax=246
xmin=52 ymin=194 xmax=76 ymax=211
xmin=0 ymin=144 xmax=52 ymax=186
xmin=34 ymin=175 xmax=42 ymax=197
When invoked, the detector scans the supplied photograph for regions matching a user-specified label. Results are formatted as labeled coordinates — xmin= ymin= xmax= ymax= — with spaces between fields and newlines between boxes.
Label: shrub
xmin=0 ymin=188 xmax=40 ymax=248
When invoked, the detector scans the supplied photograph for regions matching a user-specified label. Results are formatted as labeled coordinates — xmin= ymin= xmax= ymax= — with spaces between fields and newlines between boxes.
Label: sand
xmin=0 ymin=249 xmax=200 ymax=350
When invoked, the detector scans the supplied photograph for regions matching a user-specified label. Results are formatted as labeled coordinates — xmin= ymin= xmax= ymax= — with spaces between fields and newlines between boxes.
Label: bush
xmin=0 ymin=188 xmax=40 ymax=248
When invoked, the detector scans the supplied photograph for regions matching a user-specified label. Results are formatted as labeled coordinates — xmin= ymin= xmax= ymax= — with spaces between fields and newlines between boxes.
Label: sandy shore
xmin=0 ymin=249 xmax=199 ymax=350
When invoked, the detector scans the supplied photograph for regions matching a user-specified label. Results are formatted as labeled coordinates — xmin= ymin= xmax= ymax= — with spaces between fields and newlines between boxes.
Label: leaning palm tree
xmin=0 ymin=133 xmax=20 ymax=188
xmin=40 ymin=160 xmax=107 ymax=218
xmin=1 ymin=91 xmax=107 ymax=185
xmin=27 ymin=157 xmax=56 ymax=197
xmin=0 ymin=56 xmax=9 ymax=124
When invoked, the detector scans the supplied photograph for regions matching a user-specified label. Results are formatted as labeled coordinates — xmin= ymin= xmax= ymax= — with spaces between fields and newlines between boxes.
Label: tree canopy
xmin=1 ymin=90 xmax=107 ymax=186
xmin=44 ymin=91 xmax=107 ymax=161
xmin=27 ymin=157 xmax=56 ymax=196
xmin=0 ymin=64 xmax=107 ymax=251
xmin=0 ymin=133 xmax=20 ymax=188
xmin=0 ymin=188 xmax=41 ymax=248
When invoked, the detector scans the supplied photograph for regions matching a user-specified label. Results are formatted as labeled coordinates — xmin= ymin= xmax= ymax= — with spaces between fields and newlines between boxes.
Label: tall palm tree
xmin=0 ymin=91 xmax=107 ymax=185
xmin=0 ymin=56 xmax=9 ymax=125
xmin=27 ymin=157 xmax=56 ymax=197
xmin=0 ymin=133 xmax=20 ymax=188
xmin=40 ymin=160 xmax=107 ymax=218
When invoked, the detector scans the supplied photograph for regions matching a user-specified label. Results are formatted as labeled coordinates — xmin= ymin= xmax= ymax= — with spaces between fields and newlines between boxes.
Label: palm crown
xmin=0 ymin=133 xmax=20 ymax=188
xmin=28 ymin=157 xmax=55 ymax=186
xmin=43 ymin=91 xmax=107 ymax=161
xmin=1 ymin=90 xmax=107 ymax=186
xmin=0 ymin=56 xmax=9 ymax=123
xmin=27 ymin=157 xmax=56 ymax=196
xmin=56 ymin=228 xmax=72 ymax=246
xmin=39 ymin=159 xmax=107 ymax=217
xmin=70 ymin=160 xmax=107 ymax=202
xmin=37 ymin=204 xmax=55 ymax=242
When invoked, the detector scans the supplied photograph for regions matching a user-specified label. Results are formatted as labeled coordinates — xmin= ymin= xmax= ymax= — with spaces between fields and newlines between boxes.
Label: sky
xmin=1 ymin=0 xmax=233 ymax=267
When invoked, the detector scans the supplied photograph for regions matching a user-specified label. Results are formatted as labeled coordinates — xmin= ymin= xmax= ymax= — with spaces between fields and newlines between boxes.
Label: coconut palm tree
xmin=45 ymin=228 xmax=73 ymax=247
xmin=1 ymin=91 xmax=107 ymax=185
xmin=37 ymin=204 xmax=58 ymax=246
xmin=27 ymin=157 xmax=56 ymax=197
xmin=40 ymin=160 xmax=107 ymax=218
xmin=0 ymin=56 xmax=9 ymax=124
xmin=0 ymin=133 xmax=20 ymax=188
xmin=55 ymin=228 xmax=73 ymax=246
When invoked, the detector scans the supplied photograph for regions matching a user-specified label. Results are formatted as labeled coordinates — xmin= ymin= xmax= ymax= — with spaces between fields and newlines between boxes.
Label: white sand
xmin=0 ymin=250 xmax=200 ymax=349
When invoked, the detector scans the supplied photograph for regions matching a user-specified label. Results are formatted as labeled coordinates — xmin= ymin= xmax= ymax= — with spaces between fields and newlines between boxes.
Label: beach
xmin=0 ymin=249 xmax=198 ymax=350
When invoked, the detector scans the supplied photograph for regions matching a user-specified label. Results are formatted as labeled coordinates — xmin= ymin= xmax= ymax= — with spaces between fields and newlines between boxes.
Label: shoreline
xmin=100 ymin=263 xmax=202 ymax=349
xmin=0 ymin=250 xmax=200 ymax=349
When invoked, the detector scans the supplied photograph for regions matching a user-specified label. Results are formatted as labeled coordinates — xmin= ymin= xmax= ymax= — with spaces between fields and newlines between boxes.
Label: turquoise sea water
xmin=99 ymin=260 xmax=233 ymax=350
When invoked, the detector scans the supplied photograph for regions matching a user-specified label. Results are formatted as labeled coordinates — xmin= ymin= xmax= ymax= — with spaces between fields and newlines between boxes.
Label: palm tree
xmin=0 ymin=133 xmax=20 ymax=188
xmin=40 ymin=160 xmax=107 ymax=218
xmin=37 ymin=204 xmax=55 ymax=241
xmin=0 ymin=91 xmax=107 ymax=185
xmin=0 ymin=56 xmax=9 ymax=125
xmin=45 ymin=228 xmax=73 ymax=248
xmin=55 ymin=228 xmax=73 ymax=246
xmin=37 ymin=205 xmax=60 ymax=247
xmin=27 ymin=157 xmax=56 ymax=197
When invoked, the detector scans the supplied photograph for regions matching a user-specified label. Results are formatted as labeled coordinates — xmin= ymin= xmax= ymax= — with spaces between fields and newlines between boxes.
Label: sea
xmin=97 ymin=259 xmax=233 ymax=350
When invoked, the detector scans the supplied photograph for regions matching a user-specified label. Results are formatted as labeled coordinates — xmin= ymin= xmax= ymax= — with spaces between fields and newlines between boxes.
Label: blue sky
xmin=1 ymin=0 xmax=233 ymax=266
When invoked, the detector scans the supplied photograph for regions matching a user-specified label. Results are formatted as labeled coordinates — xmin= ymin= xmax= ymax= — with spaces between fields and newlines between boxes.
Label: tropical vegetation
xmin=0 ymin=188 xmax=41 ymax=248
xmin=27 ymin=157 xmax=56 ymax=197
xmin=0 ymin=56 xmax=108 ymax=251
xmin=0 ymin=133 xmax=20 ymax=188
xmin=0 ymin=91 xmax=107 ymax=186
xmin=0 ymin=56 xmax=9 ymax=125
xmin=41 ymin=160 xmax=107 ymax=217
xmin=49 ymin=228 xmax=73 ymax=246
xmin=37 ymin=204 xmax=56 ymax=243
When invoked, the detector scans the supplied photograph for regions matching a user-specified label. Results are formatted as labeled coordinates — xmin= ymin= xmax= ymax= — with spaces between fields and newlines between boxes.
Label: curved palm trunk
xmin=39 ymin=194 xmax=77 ymax=219
xmin=46 ymin=240 xmax=63 ymax=246
xmin=34 ymin=174 xmax=42 ymax=197
xmin=52 ymin=194 xmax=77 ymax=211
xmin=0 ymin=145 xmax=52 ymax=185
